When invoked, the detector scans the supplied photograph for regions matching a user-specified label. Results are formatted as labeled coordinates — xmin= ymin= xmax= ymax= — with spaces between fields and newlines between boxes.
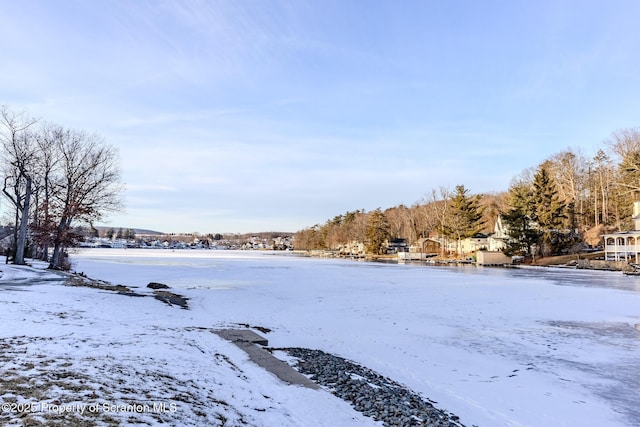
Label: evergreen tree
xmin=365 ymin=209 xmax=390 ymax=255
xmin=442 ymin=185 xmax=484 ymax=255
xmin=502 ymin=182 xmax=537 ymax=256
xmin=531 ymin=165 xmax=567 ymax=256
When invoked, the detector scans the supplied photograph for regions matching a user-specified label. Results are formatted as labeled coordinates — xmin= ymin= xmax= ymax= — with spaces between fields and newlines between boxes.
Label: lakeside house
xmin=487 ymin=216 xmax=508 ymax=251
xmin=399 ymin=219 xmax=506 ymax=261
xmin=398 ymin=238 xmax=441 ymax=260
xmin=603 ymin=202 xmax=640 ymax=262
xmin=446 ymin=233 xmax=488 ymax=254
xmin=442 ymin=217 xmax=509 ymax=256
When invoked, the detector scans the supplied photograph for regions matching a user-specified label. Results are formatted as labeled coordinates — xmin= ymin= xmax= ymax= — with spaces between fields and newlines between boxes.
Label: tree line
xmin=0 ymin=106 xmax=122 ymax=269
xmin=294 ymin=127 xmax=640 ymax=258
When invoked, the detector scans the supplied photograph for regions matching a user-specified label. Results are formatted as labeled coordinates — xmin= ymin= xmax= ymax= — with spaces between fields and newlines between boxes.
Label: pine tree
xmin=365 ymin=208 xmax=390 ymax=255
xmin=532 ymin=165 xmax=567 ymax=256
xmin=442 ymin=185 xmax=484 ymax=255
xmin=502 ymin=182 xmax=537 ymax=256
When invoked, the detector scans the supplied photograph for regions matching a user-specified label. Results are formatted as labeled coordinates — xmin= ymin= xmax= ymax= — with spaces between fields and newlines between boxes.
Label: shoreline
xmin=295 ymin=249 xmax=633 ymax=271
xmin=1 ymin=260 xmax=468 ymax=426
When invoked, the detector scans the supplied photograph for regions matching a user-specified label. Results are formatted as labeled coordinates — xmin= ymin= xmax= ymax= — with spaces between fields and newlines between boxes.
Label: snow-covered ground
xmin=3 ymin=249 xmax=640 ymax=426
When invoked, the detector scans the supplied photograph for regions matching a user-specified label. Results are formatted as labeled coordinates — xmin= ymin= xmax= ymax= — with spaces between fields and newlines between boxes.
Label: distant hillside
xmin=94 ymin=226 xmax=164 ymax=236
xmin=225 ymin=231 xmax=294 ymax=239
xmin=131 ymin=229 xmax=165 ymax=235
xmin=92 ymin=227 xmax=294 ymax=239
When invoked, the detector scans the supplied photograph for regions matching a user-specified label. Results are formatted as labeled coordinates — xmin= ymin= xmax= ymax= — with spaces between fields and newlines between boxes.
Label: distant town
xmin=75 ymin=227 xmax=294 ymax=251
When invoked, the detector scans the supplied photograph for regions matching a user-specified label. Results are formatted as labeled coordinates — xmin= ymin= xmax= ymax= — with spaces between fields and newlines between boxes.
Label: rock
xmin=284 ymin=347 xmax=465 ymax=427
xmin=147 ymin=282 xmax=170 ymax=289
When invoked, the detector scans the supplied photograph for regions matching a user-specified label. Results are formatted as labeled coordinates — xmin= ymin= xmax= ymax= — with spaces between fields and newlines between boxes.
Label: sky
xmin=1 ymin=0 xmax=639 ymax=234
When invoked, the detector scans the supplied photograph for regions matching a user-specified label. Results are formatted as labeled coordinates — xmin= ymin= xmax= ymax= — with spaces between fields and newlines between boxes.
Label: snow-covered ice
xmin=2 ymin=249 xmax=640 ymax=426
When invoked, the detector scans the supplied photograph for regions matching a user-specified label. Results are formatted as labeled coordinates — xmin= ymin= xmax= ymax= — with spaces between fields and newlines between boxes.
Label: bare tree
xmin=0 ymin=106 xmax=38 ymax=264
xmin=422 ymin=187 xmax=451 ymax=256
xmin=48 ymin=128 xmax=122 ymax=269
xmin=411 ymin=202 xmax=437 ymax=241
xmin=385 ymin=205 xmax=415 ymax=241
xmin=29 ymin=123 xmax=65 ymax=261
xmin=607 ymin=128 xmax=640 ymax=197
xmin=602 ymin=128 xmax=640 ymax=229
xmin=546 ymin=149 xmax=588 ymax=230
xmin=405 ymin=202 xmax=426 ymax=243
xmin=590 ymin=149 xmax=615 ymax=227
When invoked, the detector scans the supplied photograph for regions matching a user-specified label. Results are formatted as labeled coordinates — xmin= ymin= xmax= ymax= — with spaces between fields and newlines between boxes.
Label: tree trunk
xmin=41 ymin=244 xmax=49 ymax=262
xmin=49 ymin=242 xmax=62 ymax=270
xmin=14 ymin=176 xmax=31 ymax=265
xmin=49 ymin=218 xmax=68 ymax=270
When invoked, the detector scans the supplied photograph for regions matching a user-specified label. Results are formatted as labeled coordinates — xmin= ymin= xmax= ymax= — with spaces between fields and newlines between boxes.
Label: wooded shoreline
xmin=297 ymin=250 xmax=637 ymax=272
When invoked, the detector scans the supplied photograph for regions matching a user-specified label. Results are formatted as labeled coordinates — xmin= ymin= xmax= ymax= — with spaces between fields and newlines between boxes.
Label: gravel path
xmin=283 ymin=348 xmax=466 ymax=427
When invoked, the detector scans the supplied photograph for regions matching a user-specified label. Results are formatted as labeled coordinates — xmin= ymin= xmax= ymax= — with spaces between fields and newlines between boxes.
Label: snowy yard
xmin=0 ymin=259 xmax=373 ymax=426
xmin=2 ymin=249 xmax=640 ymax=426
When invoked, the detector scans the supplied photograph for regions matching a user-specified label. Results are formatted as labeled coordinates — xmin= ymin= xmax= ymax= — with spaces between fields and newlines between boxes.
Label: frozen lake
xmin=72 ymin=249 xmax=640 ymax=426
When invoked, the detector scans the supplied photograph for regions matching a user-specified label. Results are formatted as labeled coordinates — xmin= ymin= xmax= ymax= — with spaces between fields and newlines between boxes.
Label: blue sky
xmin=1 ymin=1 xmax=639 ymax=233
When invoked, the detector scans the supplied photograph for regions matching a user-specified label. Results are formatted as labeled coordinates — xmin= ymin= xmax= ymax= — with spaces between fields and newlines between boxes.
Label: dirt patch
xmin=153 ymin=290 xmax=189 ymax=309
xmin=65 ymin=274 xmax=190 ymax=309
xmin=65 ymin=275 xmax=133 ymax=293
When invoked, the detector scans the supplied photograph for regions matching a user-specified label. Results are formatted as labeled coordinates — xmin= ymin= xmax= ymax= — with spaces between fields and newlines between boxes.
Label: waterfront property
xmin=476 ymin=250 xmax=511 ymax=266
xmin=603 ymin=202 xmax=640 ymax=262
xmin=398 ymin=238 xmax=441 ymax=260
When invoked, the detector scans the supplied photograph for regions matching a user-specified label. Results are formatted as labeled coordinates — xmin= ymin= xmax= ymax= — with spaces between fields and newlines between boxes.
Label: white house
xmin=487 ymin=216 xmax=509 ymax=251
xmin=603 ymin=202 xmax=640 ymax=262
xmin=445 ymin=234 xmax=488 ymax=255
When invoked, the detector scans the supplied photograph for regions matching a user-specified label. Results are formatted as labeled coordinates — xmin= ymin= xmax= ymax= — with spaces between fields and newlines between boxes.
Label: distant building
xmin=398 ymin=238 xmax=440 ymax=261
xmin=603 ymin=202 xmax=640 ymax=262
xmin=386 ymin=238 xmax=408 ymax=254
xmin=476 ymin=250 xmax=511 ymax=265
xmin=339 ymin=241 xmax=365 ymax=257
xmin=446 ymin=234 xmax=488 ymax=255
xmin=487 ymin=216 xmax=508 ymax=251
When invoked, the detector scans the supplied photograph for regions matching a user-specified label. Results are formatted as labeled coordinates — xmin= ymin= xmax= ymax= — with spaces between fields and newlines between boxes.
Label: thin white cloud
xmin=126 ymin=184 xmax=177 ymax=193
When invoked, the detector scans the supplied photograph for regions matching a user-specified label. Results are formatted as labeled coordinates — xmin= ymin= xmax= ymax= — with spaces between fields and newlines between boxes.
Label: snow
xmin=3 ymin=249 xmax=640 ymax=426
